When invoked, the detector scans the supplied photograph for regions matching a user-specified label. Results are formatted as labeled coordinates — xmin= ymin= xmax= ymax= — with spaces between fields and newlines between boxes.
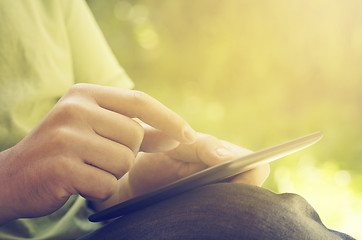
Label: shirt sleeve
xmin=64 ymin=0 xmax=134 ymax=89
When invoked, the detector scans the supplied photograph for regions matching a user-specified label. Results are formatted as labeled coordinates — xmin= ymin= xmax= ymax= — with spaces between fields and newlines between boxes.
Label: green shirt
xmin=0 ymin=0 xmax=133 ymax=239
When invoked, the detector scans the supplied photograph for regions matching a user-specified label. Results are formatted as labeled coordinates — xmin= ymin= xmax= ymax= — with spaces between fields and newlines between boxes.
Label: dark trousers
xmin=79 ymin=183 xmax=355 ymax=240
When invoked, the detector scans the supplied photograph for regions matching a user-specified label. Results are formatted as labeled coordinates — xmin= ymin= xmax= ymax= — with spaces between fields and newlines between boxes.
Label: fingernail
xmin=183 ymin=125 xmax=197 ymax=143
xmin=216 ymin=148 xmax=235 ymax=158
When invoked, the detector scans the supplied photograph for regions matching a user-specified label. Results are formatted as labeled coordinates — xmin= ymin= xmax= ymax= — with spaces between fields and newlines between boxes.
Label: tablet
xmin=89 ymin=131 xmax=323 ymax=222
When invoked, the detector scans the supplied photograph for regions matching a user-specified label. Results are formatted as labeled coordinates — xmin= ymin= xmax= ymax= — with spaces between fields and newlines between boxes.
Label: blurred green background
xmin=87 ymin=0 xmax=362 ymax=238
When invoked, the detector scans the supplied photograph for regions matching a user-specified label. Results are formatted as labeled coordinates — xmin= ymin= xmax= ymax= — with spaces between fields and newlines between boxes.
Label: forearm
xmin=0 ymin=148 xmax=18 ymax=225
xmin=0 ymin=204 xmax=17 ymax=226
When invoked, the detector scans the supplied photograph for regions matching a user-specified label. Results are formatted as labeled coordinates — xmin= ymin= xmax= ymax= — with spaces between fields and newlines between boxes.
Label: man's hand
xmin=93 ymin=132 xmax=270 ymax=211
xmin=0 ymin=84 xmax=197 ymax=225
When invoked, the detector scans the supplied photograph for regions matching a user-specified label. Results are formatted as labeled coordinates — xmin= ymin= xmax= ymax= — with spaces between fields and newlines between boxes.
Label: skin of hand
xmin=0 ymin=83 xmax=197 ymax=225
xmin=92 ymin=132 xmax=270 ymax=211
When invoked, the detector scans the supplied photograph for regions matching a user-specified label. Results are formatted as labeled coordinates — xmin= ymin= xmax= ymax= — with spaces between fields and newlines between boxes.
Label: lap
xmin=79 ymin=183 xmax=354 ymax=240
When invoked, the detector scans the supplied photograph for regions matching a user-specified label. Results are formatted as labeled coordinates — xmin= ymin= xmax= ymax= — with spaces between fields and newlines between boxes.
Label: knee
xmin=160 ymin=183 xmax=283 ymax=238
xmin=82 ymin=183 xmax=342 ymax=240
xmin=180 ymin=183 xmax=331 ymax=239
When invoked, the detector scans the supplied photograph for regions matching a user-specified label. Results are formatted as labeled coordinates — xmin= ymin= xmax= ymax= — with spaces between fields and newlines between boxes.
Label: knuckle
xmin=59 ymin=100 xmax=85 ymax=115
xmin=111 ymin=147 xmax=135 ymax=179
xmin=67 ymin=83 xmax=90 ymax=95
xmin=132 ymin=120 xmax=145 ymax=143
xmin=119 ymin=148 xmax=134 ymax=175
xmin=54 ymin=100 xmax=89 ymax=124
xmin=130 ymin=90 xmax=150 ymax=107
xmin=97 ymin=179 xmax=117 ymax=200
xmin=62 ymin=84 xmax=93 ymax=105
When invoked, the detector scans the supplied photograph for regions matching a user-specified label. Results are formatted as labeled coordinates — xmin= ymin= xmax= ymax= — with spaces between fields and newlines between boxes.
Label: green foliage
xmin=88 ymin=0 xmax=362 ymax=238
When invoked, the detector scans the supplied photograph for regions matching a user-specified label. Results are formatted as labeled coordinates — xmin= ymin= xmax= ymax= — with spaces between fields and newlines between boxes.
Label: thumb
xmin=140 ymin=124 xmax=180 ymax=153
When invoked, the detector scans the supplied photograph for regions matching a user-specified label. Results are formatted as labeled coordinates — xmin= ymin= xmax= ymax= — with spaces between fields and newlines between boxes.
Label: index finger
xmin=75 ymin=84 xmax=197 ymax=144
